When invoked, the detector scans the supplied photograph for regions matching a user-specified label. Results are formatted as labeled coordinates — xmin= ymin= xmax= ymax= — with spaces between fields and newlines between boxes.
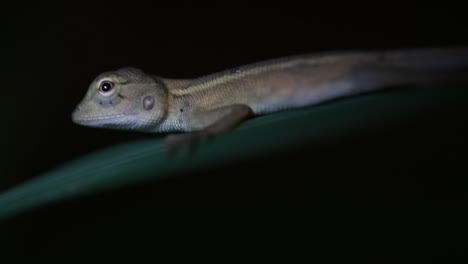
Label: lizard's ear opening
xmin=143 ymin=96 xmax=155 ymax=110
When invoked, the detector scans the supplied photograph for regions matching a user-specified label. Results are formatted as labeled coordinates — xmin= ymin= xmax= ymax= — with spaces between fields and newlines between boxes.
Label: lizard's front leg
xmin=165 ymin=104 xmax=253 ymax=155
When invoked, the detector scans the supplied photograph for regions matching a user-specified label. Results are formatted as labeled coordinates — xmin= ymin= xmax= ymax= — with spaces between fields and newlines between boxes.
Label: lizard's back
xmin=169 ymin=47 xmax=468 ymax=115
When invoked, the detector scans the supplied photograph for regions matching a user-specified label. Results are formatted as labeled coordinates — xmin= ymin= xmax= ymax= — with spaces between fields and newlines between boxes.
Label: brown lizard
xmin=72 ymin=47 xmax=468 ymax=153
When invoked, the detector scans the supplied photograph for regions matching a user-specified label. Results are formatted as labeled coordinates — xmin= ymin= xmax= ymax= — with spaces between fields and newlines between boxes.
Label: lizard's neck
xmin=145 ymin=77 xmax=193 ymax=133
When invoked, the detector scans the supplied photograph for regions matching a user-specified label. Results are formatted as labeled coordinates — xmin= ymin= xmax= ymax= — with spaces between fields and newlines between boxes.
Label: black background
xmin=2 ymin=3 xmax=468 ymax=262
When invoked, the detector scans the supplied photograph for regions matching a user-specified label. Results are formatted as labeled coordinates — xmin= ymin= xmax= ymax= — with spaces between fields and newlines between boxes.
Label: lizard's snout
xmin=71 ymin=105 xmax=83 ymax=124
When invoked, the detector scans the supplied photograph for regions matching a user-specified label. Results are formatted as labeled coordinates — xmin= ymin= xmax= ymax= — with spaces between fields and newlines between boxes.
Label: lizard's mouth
xmin=71 ymin=111 xmax=131 ymax=127
xmin=72 ymin=113 xmax=127 ymax=122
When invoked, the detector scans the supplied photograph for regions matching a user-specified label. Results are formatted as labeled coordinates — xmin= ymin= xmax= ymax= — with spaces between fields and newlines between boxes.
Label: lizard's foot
xmin=164 ymin=132 xmax=213 ymax=156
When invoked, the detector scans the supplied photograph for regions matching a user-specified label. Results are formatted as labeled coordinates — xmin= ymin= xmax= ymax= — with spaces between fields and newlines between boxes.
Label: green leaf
xmin=0 ymin=85 xmax=466 ymax=221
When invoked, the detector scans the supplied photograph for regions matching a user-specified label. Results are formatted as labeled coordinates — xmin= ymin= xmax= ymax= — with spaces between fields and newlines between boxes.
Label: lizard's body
xmin=163 ymin=53 xmax=375 ymax=132
xmin=72 ymin=47 xmax=468 ymax=152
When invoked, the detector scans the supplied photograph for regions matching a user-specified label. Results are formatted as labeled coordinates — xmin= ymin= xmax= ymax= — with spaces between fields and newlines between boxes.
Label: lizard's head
xmin=72 ymin=67 xmax=168 ymax=131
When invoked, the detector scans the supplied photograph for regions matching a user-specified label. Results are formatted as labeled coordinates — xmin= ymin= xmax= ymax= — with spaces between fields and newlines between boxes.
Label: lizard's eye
xmin=99 ymin=81 xmax=114 ymax=94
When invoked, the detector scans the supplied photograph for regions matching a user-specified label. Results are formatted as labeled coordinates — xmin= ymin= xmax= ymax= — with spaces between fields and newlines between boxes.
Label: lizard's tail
xmin=361 ymin=47 xmax=468 ymax=89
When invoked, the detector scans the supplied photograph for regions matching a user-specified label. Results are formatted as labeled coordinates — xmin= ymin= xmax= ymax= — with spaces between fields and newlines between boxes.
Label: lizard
xmin=72 ymin=47 xmax=468 ymax=154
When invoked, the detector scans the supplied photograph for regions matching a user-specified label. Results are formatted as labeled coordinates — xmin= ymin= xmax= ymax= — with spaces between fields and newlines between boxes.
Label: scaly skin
xmin=72 ymin=47 xmax=468 ymax=153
